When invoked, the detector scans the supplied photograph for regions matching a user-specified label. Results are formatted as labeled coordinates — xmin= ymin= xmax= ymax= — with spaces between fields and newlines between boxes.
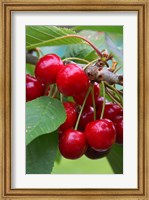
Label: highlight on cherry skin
xmin=56 ymin=63 xmax=90 ymax=96
xmin=35 ymin=54 xmax=64 ymax=84
xmin=59 ymin=129 xmax=87 ymax=159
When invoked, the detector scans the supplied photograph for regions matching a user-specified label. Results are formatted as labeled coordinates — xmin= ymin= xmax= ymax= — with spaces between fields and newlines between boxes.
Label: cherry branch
xmin=66 ymin=35 xmax=103 ymax=57
xmin=26 ymin=52 xmax=38 ymax=65
xmin=85 ymin=64 xmax=123 ymax=86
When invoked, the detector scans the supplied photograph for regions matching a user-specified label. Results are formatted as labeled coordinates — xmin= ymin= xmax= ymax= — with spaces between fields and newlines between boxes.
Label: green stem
xmin=83 ymin=58 xmax=99 ymax=70
xmin=100 ymin=81 xmax=106 ymax=119
xmin=117 ymin=89 xmax=123 ymax=95
xmin=68 ymin=35 xmax=103 ymax=57
xmin=62 ymin=57 xmax=89 ymax=64
xmin=44 ymin=84 xmax=50 ymax=95
xmin=91 ymin=83 xmax=96 ymax=120
xmin=106 ymin=88 xmax=121 ymax=103
xmin=74 ymin=87 xmax=92 ymax=130
xmin=114 ymin=66 xmax=122 ymax=74
xmin=105 ymin=88 xmax=123 ymax=108
xmin=104 ymin=81 xmax=123 ymax=104
xmin=34 ymin=47 xmax=44 ymax=58
xmin=60 ymin=93 xmax=63 ymax=103
xmin=52 ymin=85 xmax=58 ymax=98
xmin=49 ymin=84 xmax=54 ymax=97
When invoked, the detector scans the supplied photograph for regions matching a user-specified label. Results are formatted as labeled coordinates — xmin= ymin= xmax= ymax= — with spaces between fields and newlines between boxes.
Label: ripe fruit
xmin=59 ymin=102 xmax=77 ymax=131
xmin=78 ymin=106 xmax=94 ymax=130
xmin=97 ymin=102 xmax=122 ymax=120
xmin=73 ymin=82 xmax=100 ymax=106
xmin=56 ymin=63 xmax=89 ymax=96
xmin=113 ymin=115 xmax=123 ymax=144
xmin=59 ymin=129 xmax=87 ymax=159
xmin=85 ymin=119 xmax=116 ymax=150
xmin=96 ymin=96 xmax=107 ymax=109
xmin=35 ymin=54 xmax=64 ymax=84
xmin=26 ymin=74 xmax=45 ymax=101
xmin=85 ymin=147 xmax=110 ymax=159
xmin=119 ymin=109 xmax=123 ymax=116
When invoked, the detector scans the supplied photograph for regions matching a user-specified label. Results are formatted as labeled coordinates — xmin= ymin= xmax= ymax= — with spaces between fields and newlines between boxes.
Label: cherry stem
xmin=62 ymin=57 xmax=89 ymax=64
xmin=74 ymin=86 xmax=92 ymax=130
xmin=49 ymin=84 xmax=54 ymax=97
xmin=67 ymin=35 xmax=103 ymax=57
xmin=83 ymin=58 xmax=99 ymax=70
xmin=100 ymin=81 xmax=106 ymax=119
xmin=106 ymin=87 xmax=121 ymax=103
xmin=33 ymin=47 xmax=44 ymax=58
xmin=114 ymin=66 xmax=122 ymax=74
xmin=60 ymin=93 xmax=63 ymax=103
xmin=52 ymin=85 xmax=58 ymax=98
xmin=91 ymin=83 xmax=96 ymax=120
xmin=104 ymin=81 xmax=123 ymax=104
xmin=44 ymin=84 xmax=50 ymax=95
xmin=117 ymin=89 xmax=123 ymax=95
xmin=105 ymin=88 xmax=123 ymax=108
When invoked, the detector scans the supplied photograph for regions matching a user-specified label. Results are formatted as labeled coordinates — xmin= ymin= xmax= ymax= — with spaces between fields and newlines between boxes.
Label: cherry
xmin=96 ymin=96 xmax=107 ymax=109
xmin=78 ymin=106 xmax=94 ymax=131
xmin=35 ymin=54 xmax=64 ymax=84
xmin=85 ymin=119 xmax=116 ymax=150
xmin=73 ymin=82 xmax=100 ymax=106
xmin=59 ymin=102 xmax=77 ymax=131
xmin=119 ymin=109 xmax=123 ymax=116
xmin=56 ymin=63 xmax=89 ymax=96
xmin=97 ymin=102 xmax=122 ymax=120
xmin=59 ymin=129 xmax=87 ymax=159
xmin=85 ymin=147 xmax=110 ymax=159
xmin=113 ymin=115 xmax=123 ymax=144
xmin=26 ymin=74 xmax=45 ymax=101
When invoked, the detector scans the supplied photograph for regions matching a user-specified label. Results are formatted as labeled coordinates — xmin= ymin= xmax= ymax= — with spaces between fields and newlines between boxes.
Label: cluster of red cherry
xmin=26 ymin=54 xmax=123 ymax=160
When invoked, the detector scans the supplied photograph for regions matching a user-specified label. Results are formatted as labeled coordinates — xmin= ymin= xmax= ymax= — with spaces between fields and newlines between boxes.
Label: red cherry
xmin=56 ymin=63 xmax=89 ymax=96
xmin=113 ymin=115 xmax=123 ymax=144
xmin=78 ymin=106 xmax=94 ymax=130
xmin=35 ymin=54 xmax=64 ymax=84
xmin=73 ymin=82 xmax=100 ymax=106
xmin=59 ymin=129 xmax=87 ymax=159
xmin=59 ymin=102 xmax=77 ymax=131
xmin=119 ymin=109 xmax=123 ymax=116
xmin=97 ymin=102 xmax=122 ymax=120
xmin=26 ymin=74 xmax=45 ymax=101
xmin=96 ymin=96 xmax=107 ymax=109
xmin=85 ymin=147 xmax=110 ymax=159
xmin=85 ymin=119 xmax=116 ymax=150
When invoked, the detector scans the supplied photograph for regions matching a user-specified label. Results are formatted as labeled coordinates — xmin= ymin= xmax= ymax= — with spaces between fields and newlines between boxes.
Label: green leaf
xmin=73 ymin=26 xmax=123 ymax=34
xmin=107 ymin=144 xmax=123 ymax=174
xmin=63 ymin=30 xmax=123 ymax=69
xmin=63 ymin=44 xmax=98 ymax=62
xmin=105 ymin=33 xmax=123 ymax=66
xmin=26 ymin=26 xmax=83 ymax=49
xmin=26 ymin=96 xmax=66 ymax=145
xmin=63 ymin=31 xmax=104 ymax=61
xmin=26 ymin=132 xmax=58 ymax=174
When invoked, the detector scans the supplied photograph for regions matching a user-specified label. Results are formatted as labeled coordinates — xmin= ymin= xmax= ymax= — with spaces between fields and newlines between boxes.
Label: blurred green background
xmin=52 ymin=143 xmax=123 ymax=174
xmin=52 ymin=155 xmax=113 ymax=174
